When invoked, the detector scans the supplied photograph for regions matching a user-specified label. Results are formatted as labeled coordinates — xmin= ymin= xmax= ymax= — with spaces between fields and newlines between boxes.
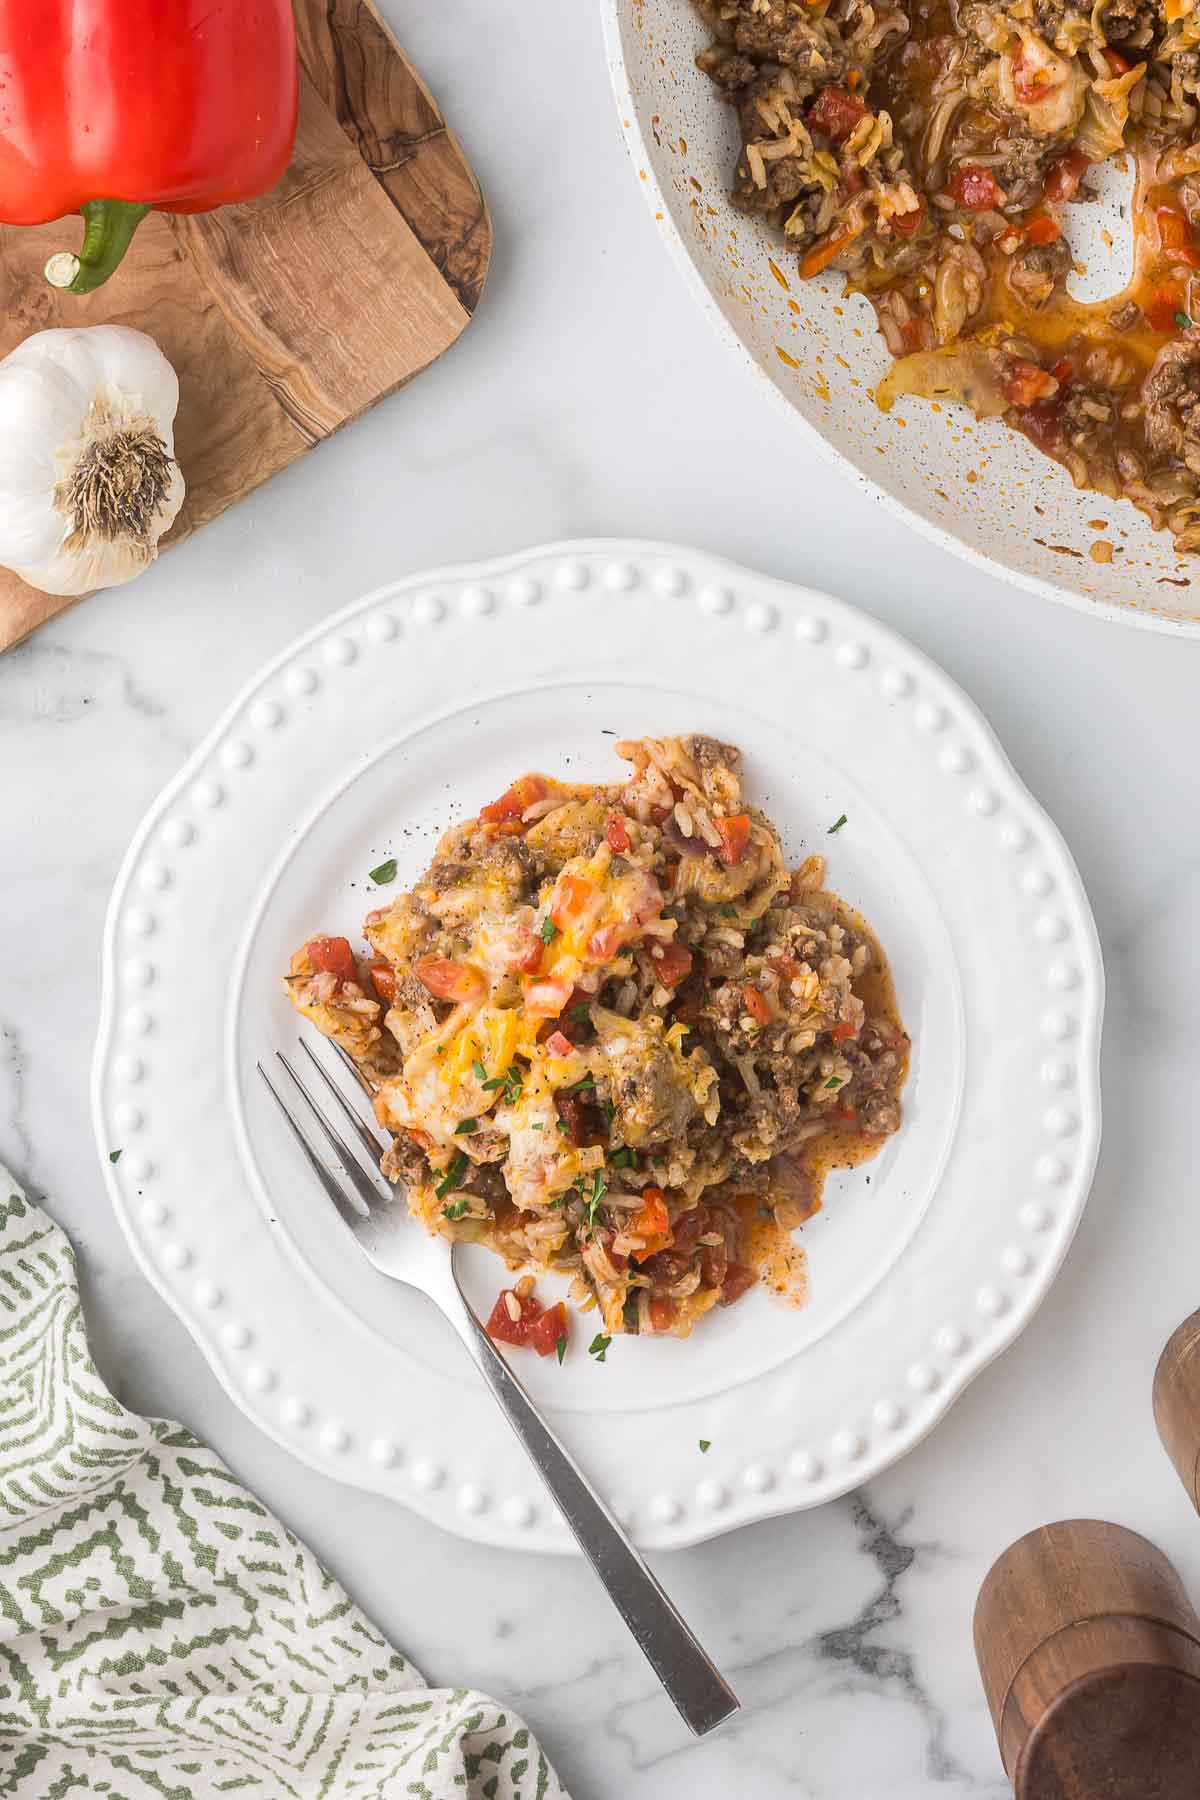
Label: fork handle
xmin=449 ymin=1281 xmax=739 ymax=1737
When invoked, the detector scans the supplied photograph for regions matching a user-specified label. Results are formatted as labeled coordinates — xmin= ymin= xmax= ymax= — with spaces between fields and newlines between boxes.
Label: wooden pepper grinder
xmin=974 ymin=1519 xmax=1200 ymax=1797
xmin=1154 ymin=1309 xmax=1200 ymax=1511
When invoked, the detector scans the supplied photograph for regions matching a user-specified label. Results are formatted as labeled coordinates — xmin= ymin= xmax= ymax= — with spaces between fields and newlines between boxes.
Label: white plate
xmin=93 ymin=541 xmax=1103 ymax=1551
xmin=602 ymin=0 xmax=1200 ymax=634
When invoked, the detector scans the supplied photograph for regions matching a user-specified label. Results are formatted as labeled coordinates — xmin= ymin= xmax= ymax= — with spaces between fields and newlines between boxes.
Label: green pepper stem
xmin=44 ymin=199 xmax=152 ymax=295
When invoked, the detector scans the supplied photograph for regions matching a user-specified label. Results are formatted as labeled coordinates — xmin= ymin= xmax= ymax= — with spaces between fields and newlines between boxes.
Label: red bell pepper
xmin=0 ymin=1 xmax=298 ymax=295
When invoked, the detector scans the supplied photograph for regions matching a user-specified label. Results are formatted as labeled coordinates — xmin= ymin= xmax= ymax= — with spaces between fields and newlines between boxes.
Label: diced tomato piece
xmin=550 ymin=873 xmax=594 ymax=929
xmin=1147 ymin=284 xmax=1184 ymax=332
xmin=587 ymin=921 xmax=634 ymax=962
xmin=808 ymin=85 xmax=866 ymax=142
xmin=647 ymin=1296 xmax=677 ymax=1333
xmin=478 ymin=790 xmax=522 ymax=824
xmin=544 ymin=1030 xmax=574 ymax=1058
xmin=649 ymin=803 xmax=672 ymax=825
xmin=1051 ymin=358 xmax=1074 ymax=386
xmin=367 ymin=961 xmax=397 ymax=1004
xmin=524 ymin=976 xmax=573 ymax=1018
xmin=831 ymin=1020 xmax=858 ymax=1042
xmin=1102 ymin=45 xmax=1132 ymax=73
xmin=486 ymin=1289 xmax=567 ymax=1357
xmin=305 ymin=936 xmax=357 ymax=988
xmin=479 ymin=774 xmax=547 ymax=826
xmin=407 ymin=1127 xmax=434 ymax=1150
xmin=771 ymin=951 xmax=802 ymax=980
xmin=720 ymin=1263 xmax=758 ymax=1306
xmin=606 ymin=812 xmax=631 ymax=854
xmin=486 ymin=1288 xmax=539 ymax=1344
xmin=1024 ymin=214 xmax=1062 ymax=246
xmin=742 ymin=984 xmax=773 ymax=1027
xmin=413 ymin=956 xmax=485 ymax=1004
xmin=634 ymin=1188 xmax=670 ymax=1239
xmin=509 ymin=928 xmax=544 ymax=975
xmin=835 ymin=1102 xmax=859 ymax=1124
xmin=1016 ymin=400 xmax=1063 ymax=449
xmin=1160 ymin=207 xmax=1193 ymax=248
xmin=1158 ymin=206 xmax=1200 ymax=267
xmin=950 ymin=166 xmax=999 ymax=210
xmin=631 ymin=1190 xmax=672 ymax=1262
xmin=1005 ymin=358 xmax=1057 ymax=407
xmin=889 ymin=196 xmax=926 ymax=237
xmin=650 ymin=941 xmax=694 ymax=988
xmin=528 ymin=1301 xmax=568 ymax=1358
xmin=715 ymin=814 xmax=751 ymax=866
xmin=1043 ymin=148 xmax=1091 ymax=202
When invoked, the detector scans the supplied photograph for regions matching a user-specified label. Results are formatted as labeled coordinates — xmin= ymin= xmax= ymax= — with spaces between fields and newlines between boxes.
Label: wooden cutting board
xmin=0 ymin=0 xmax=491 ymax=653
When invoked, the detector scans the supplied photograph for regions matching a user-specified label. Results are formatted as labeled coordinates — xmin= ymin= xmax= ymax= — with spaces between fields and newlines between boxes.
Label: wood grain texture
xmin=0 ymin=0 xmax=490 ymax=653
xmin=974 ymin=1520 xmax=1200 ymax=1798
xmin=296 ymin=0 xmax=491 ymax=311
xmin=174 ymin=69 xmax=470 ymax=445
xmin=1154 ymin=1309 xmax=1200 ymax=1511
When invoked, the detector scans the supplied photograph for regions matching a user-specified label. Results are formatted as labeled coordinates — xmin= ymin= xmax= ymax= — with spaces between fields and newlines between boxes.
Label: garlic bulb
xmin=0 ymin=324 xmax=185 ymax=596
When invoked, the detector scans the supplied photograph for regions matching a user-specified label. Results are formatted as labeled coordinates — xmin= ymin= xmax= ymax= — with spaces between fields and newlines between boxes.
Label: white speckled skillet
xmin=603 ymin=0 xmax=1200 ymax=633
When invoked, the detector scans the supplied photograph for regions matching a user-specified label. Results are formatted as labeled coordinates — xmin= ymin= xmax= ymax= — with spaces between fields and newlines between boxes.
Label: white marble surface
xmin=3 ymin=3 xmax=1200 ymax=1794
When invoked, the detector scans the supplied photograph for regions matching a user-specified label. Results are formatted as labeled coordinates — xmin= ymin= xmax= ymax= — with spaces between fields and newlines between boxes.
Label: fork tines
xmin=257 ymin=1043 xmax=391 ymax=1232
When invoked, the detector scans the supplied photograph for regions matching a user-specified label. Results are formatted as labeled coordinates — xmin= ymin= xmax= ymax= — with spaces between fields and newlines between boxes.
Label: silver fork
xmin=258 ymin=1039 xmax=740 ymax=1738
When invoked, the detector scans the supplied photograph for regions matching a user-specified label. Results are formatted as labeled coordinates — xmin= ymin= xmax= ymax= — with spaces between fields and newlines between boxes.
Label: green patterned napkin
xmin=0 ymin=1169 xmax=568 ymax=1799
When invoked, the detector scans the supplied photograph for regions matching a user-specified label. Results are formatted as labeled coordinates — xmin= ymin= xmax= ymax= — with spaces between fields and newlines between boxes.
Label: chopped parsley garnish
xmin=719 ymin=904 xmax=738 ymax=918
xmin=699 ymin=1439 xmax=712 ymax=1453
xmin=547 ymin=1197 xmax=564 ymax=1209
xmin=531 ymin=1121 xmax=544 ymax=1132
xmin=108 ymin=1149 xmax=123 ymax=1164
xmin=580 ymin=1170 xmax=608 ymax=1230
xmin=368 ymin=857 xmax=398 ymax=885
xmin=1178 ymin=311 xmax=1193 ymax=330
xmin=758 ymin=1203 xmax=774 ymax=1220
xmin=609 ymin=1146 xmax=636 ymax=1169
xmin=556 ymin=1335 xmax=568 ymax=1365
xmin=556 ymin=1119 xmax=569 ymax=1134
xmin=588 ymin=1333 xmax=612 ymax=1363
xmin=454 ymin=1118 xmax=478 ymax=1135
xmin=482 ymin=1064 xmax=524 ymax=1104
xmin=600 ymin=1100 xmax=615 ymax=1124
xmin=442 ymin=1196 xmax=469 ymax=1220
xmin=539 ymin=917 xmax=559 ymax=944
xmin=567 ymin=1074 xmax=596 ymax=1093
xmin=570 ymin=1004 xmax=592 ymax=1024
xmin=472 ymin=1059 xmax=488 ymax=1082
xmin=433 ymin=1151 xmax=468 ymax=1200
xmin=827 ymin=814 xmax=847 ymax=835
xmin=825 ymin=1075 xmax=844 ymax=1090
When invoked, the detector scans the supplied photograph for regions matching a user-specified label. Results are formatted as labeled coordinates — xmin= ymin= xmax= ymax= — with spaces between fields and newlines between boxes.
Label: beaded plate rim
xmin=93 ymin=540 xmax=1104 ymax=1551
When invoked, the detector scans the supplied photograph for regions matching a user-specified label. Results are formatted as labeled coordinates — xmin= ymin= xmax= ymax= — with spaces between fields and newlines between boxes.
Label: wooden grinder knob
xmin=1154 ymin=1310 xmax=1200 ymax=1511
xmin=974 ymin=1520 xmax=1200 ymax=1798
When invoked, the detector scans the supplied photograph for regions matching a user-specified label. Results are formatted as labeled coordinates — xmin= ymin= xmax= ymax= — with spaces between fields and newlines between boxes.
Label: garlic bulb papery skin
xmin=0 ymin=324 xmax=185 ymax=597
